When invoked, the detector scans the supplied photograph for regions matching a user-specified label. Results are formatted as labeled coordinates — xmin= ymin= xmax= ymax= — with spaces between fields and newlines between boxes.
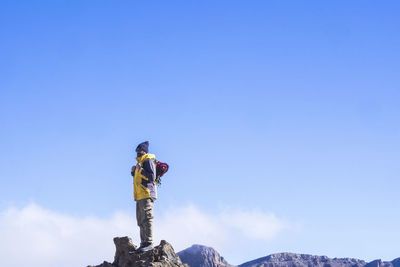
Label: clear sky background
xmin=1 ymin=1 xmax=399 ymax=267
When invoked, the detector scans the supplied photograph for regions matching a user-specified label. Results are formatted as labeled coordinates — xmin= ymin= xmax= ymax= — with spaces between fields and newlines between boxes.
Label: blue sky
xmin=1 ymin=1 xmax=399 ymax=266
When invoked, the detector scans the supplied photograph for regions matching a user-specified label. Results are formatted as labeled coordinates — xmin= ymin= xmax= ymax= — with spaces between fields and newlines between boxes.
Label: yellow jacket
xmin=133 ymin=153 xmax=157 ymax=201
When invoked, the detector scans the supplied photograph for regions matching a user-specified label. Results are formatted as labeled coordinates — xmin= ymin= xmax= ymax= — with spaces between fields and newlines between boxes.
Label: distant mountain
xmin=239 ymin=252 xmax=400 ymax=267
xmin=178 ymin=247 xmax=400 ymax=267
xmin=239 ymin=252 xmax=367 ymax=267
xmin=178 ymin=244 xmax=234 ymax=267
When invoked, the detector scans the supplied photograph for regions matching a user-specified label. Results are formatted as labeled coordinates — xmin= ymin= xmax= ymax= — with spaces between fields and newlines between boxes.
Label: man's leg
xmin=137 ymin=198 xmax=154 ymax=248
xmin=142 ymin=198 xmax=154 ymax=244
xmin=136 ymin=200 xmax=145 ymax=245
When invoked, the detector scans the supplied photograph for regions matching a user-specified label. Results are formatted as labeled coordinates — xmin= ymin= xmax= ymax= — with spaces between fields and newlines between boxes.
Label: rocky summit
xmin=88 ymin=237 xmax=188 ymax=267
xmin=177 ymin=244 xmax=234 ymax=267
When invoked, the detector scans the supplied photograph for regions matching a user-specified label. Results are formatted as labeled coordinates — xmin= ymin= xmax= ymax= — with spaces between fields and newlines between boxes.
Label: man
xmin=131 ymin=141 xmax=157 ymax=252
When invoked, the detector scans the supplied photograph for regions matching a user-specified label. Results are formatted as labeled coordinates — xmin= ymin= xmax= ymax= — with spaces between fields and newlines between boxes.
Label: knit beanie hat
xmin=135 ymin=141 xmax=149 ymax=153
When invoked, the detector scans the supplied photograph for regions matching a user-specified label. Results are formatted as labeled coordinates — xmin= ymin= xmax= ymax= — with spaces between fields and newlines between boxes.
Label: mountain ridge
xmin=237 ymin=252 xmax=400 ymax=267
xmin=177 ymin=245 xmax=400 ymax=267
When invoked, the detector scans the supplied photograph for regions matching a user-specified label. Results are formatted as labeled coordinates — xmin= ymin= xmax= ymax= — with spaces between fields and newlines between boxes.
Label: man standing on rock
xmin=131 ymin=141 xmax=157 ymax=252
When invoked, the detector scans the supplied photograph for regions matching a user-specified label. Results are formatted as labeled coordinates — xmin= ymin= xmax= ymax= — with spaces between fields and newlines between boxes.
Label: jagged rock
xmin=88 ymin=237 xmax=188 ymax=267
xmin=177 ymin=244 xmax=234 ymax=267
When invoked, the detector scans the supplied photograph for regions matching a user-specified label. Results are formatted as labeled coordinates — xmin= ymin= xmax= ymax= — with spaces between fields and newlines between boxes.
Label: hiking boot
xmin=136 ymin=242 xmax=153 ymax=253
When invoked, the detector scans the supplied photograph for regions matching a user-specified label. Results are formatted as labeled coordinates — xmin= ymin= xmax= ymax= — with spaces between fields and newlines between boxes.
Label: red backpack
xmin=154 ymin=160 xmax=169 ymax=185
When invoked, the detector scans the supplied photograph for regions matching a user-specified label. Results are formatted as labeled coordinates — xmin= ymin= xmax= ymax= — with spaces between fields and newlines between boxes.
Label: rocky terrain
xmin=178 ymin=244 xmax=234 ymax=267
xmin=88 ymin=238 xmax=400 ymax=267
xmin=88 ymin=237 xmax=188 ymax=267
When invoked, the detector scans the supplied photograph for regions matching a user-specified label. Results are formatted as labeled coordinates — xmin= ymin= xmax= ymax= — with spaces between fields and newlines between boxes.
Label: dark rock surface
xmin=88 ymin=237 xmax=188 ymax=267
xmin=238 ymin=253 xmax=400 ymax=267
xmin=177 ymin=244 xmax=234 ymax=267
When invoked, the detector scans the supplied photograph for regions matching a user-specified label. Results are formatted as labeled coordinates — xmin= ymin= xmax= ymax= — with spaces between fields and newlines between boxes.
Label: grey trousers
xmin=136 ymin=198 xmax=154 ymax=245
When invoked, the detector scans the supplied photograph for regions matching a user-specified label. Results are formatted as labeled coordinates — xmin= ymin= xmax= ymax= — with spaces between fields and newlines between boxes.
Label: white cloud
xmin=221 ymin=209 xmax=286 ymax=240
xmin=155 ymin=205 xmax=291 ymax=253
xmin=0 ymin=203 xmax=291 ymax=267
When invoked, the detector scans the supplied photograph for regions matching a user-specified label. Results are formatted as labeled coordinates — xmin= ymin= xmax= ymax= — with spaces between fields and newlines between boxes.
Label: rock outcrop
xmin=88 ymin=237 xmax=188 ymax=267
xmin=238 ymin=253 xmax=400 ymax=267
xmin=177 ymin=244 xmax=234 ymax=267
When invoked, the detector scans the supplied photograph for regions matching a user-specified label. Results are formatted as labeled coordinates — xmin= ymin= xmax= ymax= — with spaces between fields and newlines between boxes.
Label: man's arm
xmin=141 ymin=159 xmax=156 ymax=182
xmin=131 ymin=165 xmax=136 ymax=176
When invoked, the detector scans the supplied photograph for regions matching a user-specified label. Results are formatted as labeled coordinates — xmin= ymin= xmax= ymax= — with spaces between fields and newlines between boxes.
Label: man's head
xmin=136 ymin=141 xmax=149 ymax=157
